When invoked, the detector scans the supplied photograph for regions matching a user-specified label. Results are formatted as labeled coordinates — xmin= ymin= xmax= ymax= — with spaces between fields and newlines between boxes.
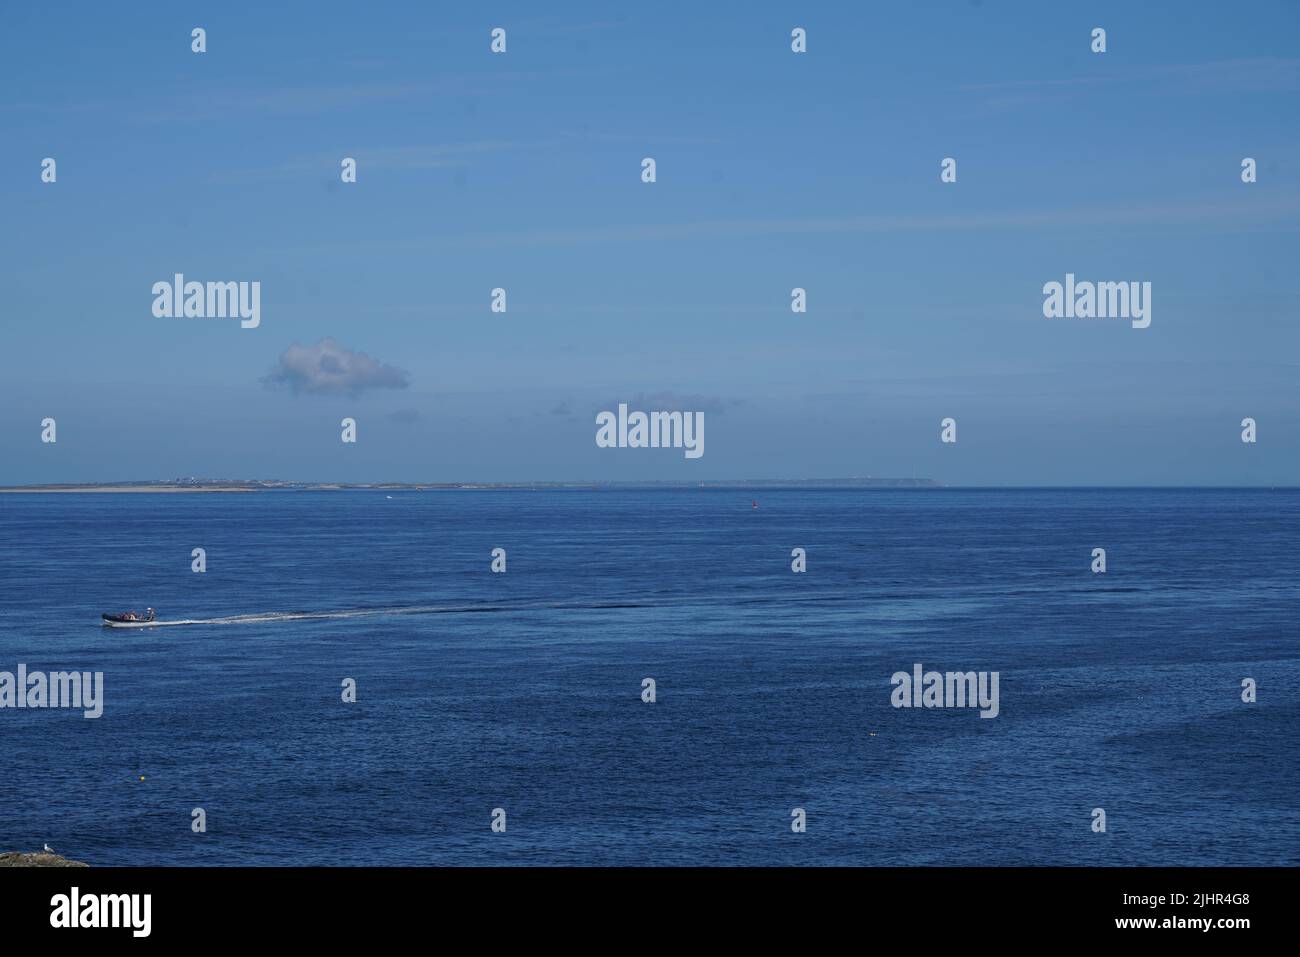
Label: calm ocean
xmin=0 ymin=488 xmax=1295 ymax=866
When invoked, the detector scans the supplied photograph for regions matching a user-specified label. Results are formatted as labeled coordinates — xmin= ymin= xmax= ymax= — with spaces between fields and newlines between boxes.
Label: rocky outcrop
xmin=0 ymin=851 xmax=88 ymax=867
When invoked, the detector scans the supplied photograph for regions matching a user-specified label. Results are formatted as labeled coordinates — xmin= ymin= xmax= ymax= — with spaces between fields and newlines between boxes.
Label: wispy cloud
xmin=599 ymin=392 xmax=742 ymax=416
xmin=387 ymin=408 xmax=422 ymax=424
xmin=0 ymin=81 xmax=438 ymax=119
xmin=522 ymin=18 xmax=624 ymax=36
xmin=211 ymin=130 xmax=725 ymax=182
xmin=210 ymin=141 xmax=534 ymax=182
xmin=257 ymin=190 xmax=1300 ymax=258
xmin=961 ymin=57 xmax=1300 ymax=106
xmin=414 ymin=193 xmax=1300 ymax=250
xmin=2 ymin=70 xmax=615 ymax=121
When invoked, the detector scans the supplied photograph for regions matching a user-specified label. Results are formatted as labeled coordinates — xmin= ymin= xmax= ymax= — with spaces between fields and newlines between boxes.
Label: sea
xmin=0 ymin=488 xmax=1295 ymax=866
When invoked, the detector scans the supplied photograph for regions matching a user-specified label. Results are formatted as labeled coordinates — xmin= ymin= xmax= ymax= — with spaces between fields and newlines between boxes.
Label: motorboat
xmin=102 ymin=608 xmax=156 ymax=626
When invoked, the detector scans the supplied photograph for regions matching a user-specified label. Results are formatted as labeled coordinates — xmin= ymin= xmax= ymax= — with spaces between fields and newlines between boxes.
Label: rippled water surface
xmin=0 ymin=488 xmax=1295 ymax=865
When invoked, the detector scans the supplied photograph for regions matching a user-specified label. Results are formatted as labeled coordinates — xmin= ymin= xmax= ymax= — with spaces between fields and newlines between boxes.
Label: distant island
xmin=1 ymin=476 xmax=943 ymax=492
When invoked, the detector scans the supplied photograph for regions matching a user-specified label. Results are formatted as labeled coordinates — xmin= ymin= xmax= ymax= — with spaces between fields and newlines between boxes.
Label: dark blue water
xmin=0 ymin=489 xmax=1295 ymax=865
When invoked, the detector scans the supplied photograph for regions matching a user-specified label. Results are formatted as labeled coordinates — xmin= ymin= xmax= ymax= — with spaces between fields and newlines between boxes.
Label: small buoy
xmin=138 ymin=775 xmax=146 ymax=782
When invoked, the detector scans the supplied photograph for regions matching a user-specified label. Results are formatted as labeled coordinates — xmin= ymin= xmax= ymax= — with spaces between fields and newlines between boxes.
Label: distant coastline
xmin=0 ymin=485 xmax=259 ymax=493
xmin=0 ymin=477 xmax=944 ymax=493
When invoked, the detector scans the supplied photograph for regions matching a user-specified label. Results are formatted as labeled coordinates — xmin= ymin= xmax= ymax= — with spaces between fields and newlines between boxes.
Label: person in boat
xmin=116 ymin=608 xmax=155 ymax=622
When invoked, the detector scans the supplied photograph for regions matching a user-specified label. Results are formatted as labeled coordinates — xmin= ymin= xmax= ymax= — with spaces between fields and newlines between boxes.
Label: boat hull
xmin=101 ymin=614 xmax=156 ymax=627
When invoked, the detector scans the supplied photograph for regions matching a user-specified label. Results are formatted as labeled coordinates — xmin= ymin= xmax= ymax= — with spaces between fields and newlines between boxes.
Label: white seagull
xmin=42 ymin=843 xmax=54 ymax=853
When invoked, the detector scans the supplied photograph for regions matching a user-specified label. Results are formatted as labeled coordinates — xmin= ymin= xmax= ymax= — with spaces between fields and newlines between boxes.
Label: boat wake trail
xmin=103 ymin=599 xmax=670 ymax=628
xmin=101 ymin=587 xmax=990 ymax=628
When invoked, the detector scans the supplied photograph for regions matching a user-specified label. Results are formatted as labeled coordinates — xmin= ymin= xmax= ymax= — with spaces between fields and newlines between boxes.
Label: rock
xmin=0 ymin=851 xmax=89 ymax=867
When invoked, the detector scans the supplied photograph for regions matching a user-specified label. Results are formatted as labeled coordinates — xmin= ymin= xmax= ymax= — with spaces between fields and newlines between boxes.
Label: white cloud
xmin=263 ymin=338 xmax=409 ymax=397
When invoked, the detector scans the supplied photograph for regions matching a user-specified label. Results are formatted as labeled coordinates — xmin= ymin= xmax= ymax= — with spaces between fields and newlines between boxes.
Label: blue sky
xmin=2 ymin=1 xmax=1298 ymax=484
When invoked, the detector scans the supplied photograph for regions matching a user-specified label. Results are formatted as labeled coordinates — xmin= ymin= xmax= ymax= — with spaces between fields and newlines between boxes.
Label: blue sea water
xmin=0 ymin=488 xmax=1295 ymax=866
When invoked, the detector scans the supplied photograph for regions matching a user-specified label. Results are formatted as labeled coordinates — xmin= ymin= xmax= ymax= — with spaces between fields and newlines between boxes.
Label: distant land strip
xmin=0 ymin=477 xmax=943 ymax=493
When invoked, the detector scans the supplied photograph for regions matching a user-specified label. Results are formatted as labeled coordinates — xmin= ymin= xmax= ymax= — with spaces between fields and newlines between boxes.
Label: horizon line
xmin=3 ymin=479 xmax=1299 ymax=493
